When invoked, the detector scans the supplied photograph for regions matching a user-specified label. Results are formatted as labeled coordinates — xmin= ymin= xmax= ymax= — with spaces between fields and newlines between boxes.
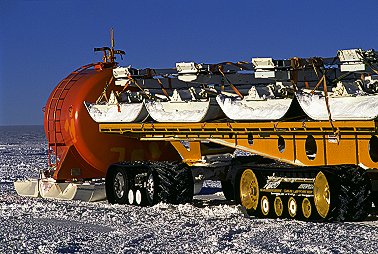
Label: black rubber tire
xmin=221 ymin=180 xmax=234 ymax=201
xmin=105 ymin=166 xmax=129 ymax=205
xmin=372 ymin=192 xmax=378 ymax=210
xmin=107 ymin=161 xmax=194 ymax=206
xmin=142 ymin=169 xmax=158 ymax=206
xmin=154 ymin=161 xmax=194 ymax=205
xmin=174 ymin=163 xmax=194 ymax=204
xmin=154 ymin=162 xmax=179 ymax=204
xmin=322 ymin=166 xmax=371 ymax=222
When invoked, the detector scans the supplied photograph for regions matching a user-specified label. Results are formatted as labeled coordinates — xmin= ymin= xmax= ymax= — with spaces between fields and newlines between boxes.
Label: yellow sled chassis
xmin=99 ymin=120 xmax=378 ymax=169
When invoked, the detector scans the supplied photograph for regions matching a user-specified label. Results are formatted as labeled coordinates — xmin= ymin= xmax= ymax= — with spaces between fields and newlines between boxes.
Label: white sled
xmin=14 ymin=179 xmax=40 ymax=198
xmin=297 ymin=81 xmax=378 ymax=121
xmin=14 ymin=178 xmax=106 ymax=202
xmin=144 ymin=88 xmax=223 ymax=122
xmin=85 ymin=91 xmax=148 ymax=123
xmin=216 ymin=84 xmax=294 ymax=121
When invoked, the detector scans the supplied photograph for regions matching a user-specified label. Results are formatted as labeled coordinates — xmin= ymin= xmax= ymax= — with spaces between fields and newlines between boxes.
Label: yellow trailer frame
xmin=99 ymin=120 xmax=378 ymax=169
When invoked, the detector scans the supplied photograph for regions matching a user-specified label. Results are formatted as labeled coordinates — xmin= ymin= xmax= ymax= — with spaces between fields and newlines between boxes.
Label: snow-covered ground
xmin=1 ymin=126 xmax=378 ymax=253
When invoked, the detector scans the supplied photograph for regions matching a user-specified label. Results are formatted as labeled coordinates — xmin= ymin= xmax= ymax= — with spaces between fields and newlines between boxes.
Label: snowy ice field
xmin=1 ymin=126 xmax=378 ymax=254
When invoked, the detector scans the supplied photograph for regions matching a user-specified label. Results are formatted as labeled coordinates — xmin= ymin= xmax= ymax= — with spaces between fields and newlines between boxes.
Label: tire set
xmin=106 ymin=161 xmax=194 ymax=206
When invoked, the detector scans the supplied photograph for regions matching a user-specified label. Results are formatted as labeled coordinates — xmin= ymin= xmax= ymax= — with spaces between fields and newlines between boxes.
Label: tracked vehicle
xmin=14 ymin=31 xmax=378 ymax=221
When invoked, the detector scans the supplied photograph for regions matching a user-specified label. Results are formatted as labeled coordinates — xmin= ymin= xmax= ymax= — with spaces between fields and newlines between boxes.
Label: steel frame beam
xmin=99 ymin=121 xmax=378 ymax=169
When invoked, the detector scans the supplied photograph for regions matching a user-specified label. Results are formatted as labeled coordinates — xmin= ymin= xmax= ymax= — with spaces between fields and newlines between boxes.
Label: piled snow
xmin=1 ymin=126 xmax=378 ymax=253
xmin=145 ymin=100 xmax=214 ymax=122
xmin=216 ymin=95 xmax=293 ymax=120
xmin=85 ymin=102 xmax=148 ymax=123
xmin=296 ymin=93 xmax=378 ymax=120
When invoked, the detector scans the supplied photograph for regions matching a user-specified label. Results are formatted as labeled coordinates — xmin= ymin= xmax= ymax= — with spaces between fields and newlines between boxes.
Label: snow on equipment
xmin=144 ymin=62 xmax=222 ymax=123
xmin=14 ymin=30 xmax=378 ymax=222
xmin=296 ymin=49 xmax=378 ymax=121
xmin=216 ymin=82 xmax=294 ymax=121
xmin=85 ymin=91 xmax=149 ymax=123
xmin=297 ymin=79 xmax=378 ymax=121
xmin=14 ymin=31 xmax=181 ymax=202
xmin=216 ymin=57 xmax=297 ymax=121
xmin=144 ymin=88 xmax=223 ymax=123
xmin=85 ymin=66 xmax=149 ymax=123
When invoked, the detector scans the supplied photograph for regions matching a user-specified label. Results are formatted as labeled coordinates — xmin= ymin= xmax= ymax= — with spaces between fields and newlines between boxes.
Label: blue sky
xmin=0 ymin=0 xmax=377 ymax=125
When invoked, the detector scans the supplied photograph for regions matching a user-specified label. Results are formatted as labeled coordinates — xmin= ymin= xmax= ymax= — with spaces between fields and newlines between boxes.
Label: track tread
xmin=324 ymin=165 xmax=371 ymax=222
xmin=154 ymin=161 xmax=178 ymax=203
xmin=173 ymin=163 xmax=194 ymax=204
xmin=221 ymin=180 xmax=234 ymax=201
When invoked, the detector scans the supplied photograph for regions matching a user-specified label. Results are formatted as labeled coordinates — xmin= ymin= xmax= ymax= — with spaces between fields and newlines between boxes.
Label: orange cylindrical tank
xmin=44 ymin=63 xmax=180 ymax=181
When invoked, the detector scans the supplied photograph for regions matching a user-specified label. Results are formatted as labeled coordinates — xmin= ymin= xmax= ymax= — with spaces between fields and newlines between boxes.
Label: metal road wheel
xmin=145 ymin=171 xmax=157 ymax=206
xmin=314 ymin=171 xmax=330 ymax=218
xmin=302 ymin=197 xmax=312 ymax=219
xmin=239 ymin=169 xmax=259 ymax=211
xmin=260 ymin=195 xmax=270 ymax=216
xmin=106 ymin=167 xmax=129 ymax=204
xmin=128 ymin=189 xmax=134 ymax=205
xmin=114 ymin=172 xmax=126 ymax=199
xmin=135 ymin=189 xmax=142 ymax=205
xmin=132 ymin=168 xmax=159 ymax=207
xmin=288 ymin=196 xmax=298 ymax=218
xmin=274 ymin=196 xmax=283 ymax=217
